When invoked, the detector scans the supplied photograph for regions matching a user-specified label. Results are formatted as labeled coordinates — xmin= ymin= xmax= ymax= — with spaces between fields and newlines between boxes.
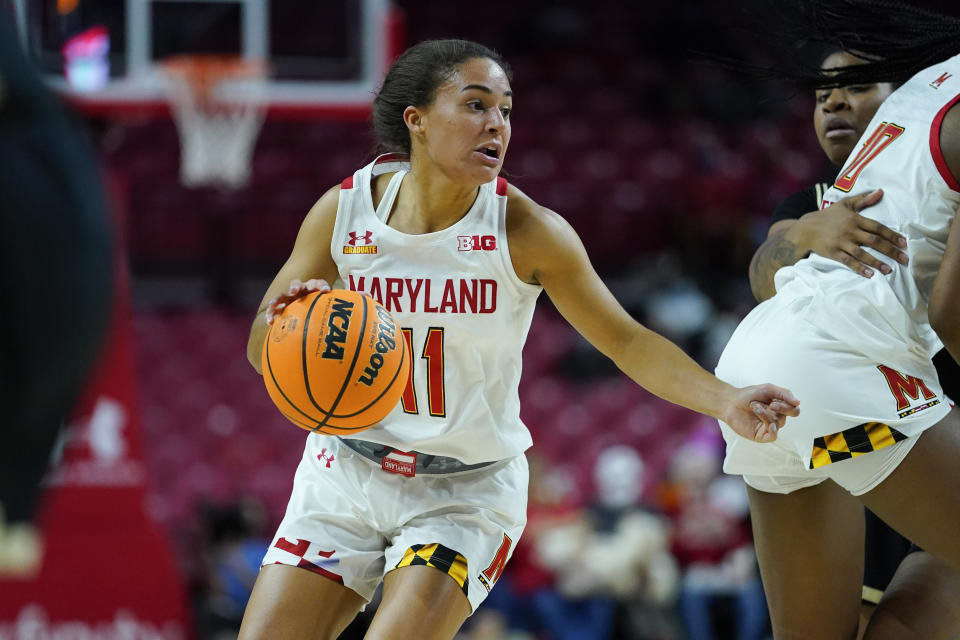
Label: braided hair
xmin=733 ymin=0 xmax=960 ymax=89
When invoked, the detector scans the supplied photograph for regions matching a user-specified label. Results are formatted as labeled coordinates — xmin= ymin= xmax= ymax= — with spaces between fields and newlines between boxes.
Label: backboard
xmin=9 ymin=0 xmax=401 ymax=119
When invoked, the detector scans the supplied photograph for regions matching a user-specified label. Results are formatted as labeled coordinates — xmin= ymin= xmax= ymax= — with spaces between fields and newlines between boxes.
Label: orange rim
xmin=160 ymin=54 xmax=267 ymax=105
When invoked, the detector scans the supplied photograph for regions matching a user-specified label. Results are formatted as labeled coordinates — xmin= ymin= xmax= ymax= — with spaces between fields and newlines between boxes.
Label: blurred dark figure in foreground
xmin=0 ymin=10 xmax=113 ymax=575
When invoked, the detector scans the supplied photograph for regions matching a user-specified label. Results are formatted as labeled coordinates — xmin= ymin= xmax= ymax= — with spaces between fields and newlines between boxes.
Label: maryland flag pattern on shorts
xmin=809 ymin=421 xmax=909 ymax=469
xmin=395 ymin=544 xmax=469 ymax=596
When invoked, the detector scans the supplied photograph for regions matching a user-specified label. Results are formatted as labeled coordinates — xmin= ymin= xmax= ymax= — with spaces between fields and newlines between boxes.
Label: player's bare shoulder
xmin=505 ymin=183 xmax=581 ymax=284
xmin=505 ymin=183 xmax=571 ymax=233
xmin=292 ymin=183 xmax=343 ymax=248
xmin=306 ymin=183 xmax=342 ymax=224
xmin=940 ymin=101 xmax=960 ymax=184
xmin=273 ymin=182 xmax=343 ymax=286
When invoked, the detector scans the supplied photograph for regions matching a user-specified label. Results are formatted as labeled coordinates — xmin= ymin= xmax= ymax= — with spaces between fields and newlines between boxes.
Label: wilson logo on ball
xmin=320 ymin=297 xmax=355 ymax=360
xmin=358 ymin=306 xmax=399 ymax=387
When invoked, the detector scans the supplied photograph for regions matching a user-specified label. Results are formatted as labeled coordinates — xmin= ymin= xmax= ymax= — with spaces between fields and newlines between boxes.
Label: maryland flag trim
xmin=395 ymin=543 xmax=469 ymax=596
xmin=809 ymin=422 xmax=909 ymax=469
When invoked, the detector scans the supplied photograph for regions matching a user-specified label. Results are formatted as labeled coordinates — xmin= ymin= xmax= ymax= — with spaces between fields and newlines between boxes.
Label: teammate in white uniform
xmin=715 ymin=3 xmax=960 ymax=638
xmin=749 ymin=49 xmax=960 ymax=640
xmin=238 ymin=39 xmax=799 ymax=640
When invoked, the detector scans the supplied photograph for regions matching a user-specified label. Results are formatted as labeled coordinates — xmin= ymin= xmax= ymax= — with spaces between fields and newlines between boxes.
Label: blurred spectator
xmin=588 ymin=445 xmax=681 ymax=640
xmin=194 ymin=497 xmax=271 ymax=639
xmin=466 ymin=454 xmax=578 ymax=640
xmin=519 ymin=447 xmax=680 ymax=640
xmin=660 ymin=433 xmax=768 ymax=640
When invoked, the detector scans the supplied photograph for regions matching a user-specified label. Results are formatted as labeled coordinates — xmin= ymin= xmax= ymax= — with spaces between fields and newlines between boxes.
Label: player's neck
xmin=391 ymin=166 xmax=480 ymax=234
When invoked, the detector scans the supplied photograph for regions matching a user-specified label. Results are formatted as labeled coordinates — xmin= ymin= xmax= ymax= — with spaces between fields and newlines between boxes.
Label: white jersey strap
xmin=374 ymin=170 xmax=407 ymax=224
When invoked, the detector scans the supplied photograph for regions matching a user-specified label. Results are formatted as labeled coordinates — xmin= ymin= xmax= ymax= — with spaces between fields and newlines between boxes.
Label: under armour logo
xmin=348 ymin=231 xmax=373 ymax=246
xmin=317 ymin=448 xmax=335 ymax=468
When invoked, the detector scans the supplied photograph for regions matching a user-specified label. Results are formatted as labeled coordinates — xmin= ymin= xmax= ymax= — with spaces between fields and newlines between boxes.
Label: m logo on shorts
xmin=477 ymin=533 xmax=512 ymax=592
xmin=877 ymin=365 xmax=940 ymax=417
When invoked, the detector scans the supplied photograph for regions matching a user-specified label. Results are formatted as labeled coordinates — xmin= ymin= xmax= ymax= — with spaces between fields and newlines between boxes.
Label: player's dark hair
xmin=372 ymin=39 xmax=511 ymax=154
xmin=817 ymin=48 xmax=904 ymax=92
xmin=733 ymin=0 xmax=960 ymax=89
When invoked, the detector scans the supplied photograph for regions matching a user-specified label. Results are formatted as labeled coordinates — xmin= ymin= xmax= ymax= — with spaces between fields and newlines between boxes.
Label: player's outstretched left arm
xmin=505 ymin=187 xmax=799 ymax=443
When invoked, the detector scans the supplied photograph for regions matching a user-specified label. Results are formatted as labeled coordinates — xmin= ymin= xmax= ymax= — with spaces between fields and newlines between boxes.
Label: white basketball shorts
xmin=260 ymin=433 xmax=529 ymax=612
xmin=715 ymin=291 xmax=949 ymax=496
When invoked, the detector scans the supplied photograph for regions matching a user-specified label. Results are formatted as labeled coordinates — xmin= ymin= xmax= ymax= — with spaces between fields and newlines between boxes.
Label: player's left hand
xmin=720 ymin=384 xmax=800 ymax=443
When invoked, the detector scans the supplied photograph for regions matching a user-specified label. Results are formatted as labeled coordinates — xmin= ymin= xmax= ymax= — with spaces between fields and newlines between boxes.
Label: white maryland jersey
xmin=329 ymin=155 xmax=542 ymax=463
xmin=775 ymin=53 xmax=960 ymax=367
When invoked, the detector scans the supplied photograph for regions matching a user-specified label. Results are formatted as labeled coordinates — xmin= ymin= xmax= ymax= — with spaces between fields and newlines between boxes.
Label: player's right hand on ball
xmin=721 ymin=384 xmax=800 ymax=443
xmin=265 ymin=278 xmax=331 ymax=324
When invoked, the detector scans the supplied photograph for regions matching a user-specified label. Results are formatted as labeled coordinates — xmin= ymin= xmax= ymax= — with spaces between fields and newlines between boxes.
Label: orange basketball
xmin=261 ymin=289 xmax=410 ymax=435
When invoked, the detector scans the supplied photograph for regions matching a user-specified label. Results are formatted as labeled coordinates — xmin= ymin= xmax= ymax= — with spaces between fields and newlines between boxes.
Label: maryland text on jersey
xmin=347 ymin=274 xmax=498 ymax=314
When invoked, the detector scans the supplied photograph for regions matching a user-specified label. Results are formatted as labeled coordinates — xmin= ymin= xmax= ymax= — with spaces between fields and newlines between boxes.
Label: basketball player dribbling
xmin=714 ymin=2 xmax=960 ymax=638
xmin=749 ymin=48 xmax=960 ymax=640
xmin=239 ymin=39 xmax=799 ymax=640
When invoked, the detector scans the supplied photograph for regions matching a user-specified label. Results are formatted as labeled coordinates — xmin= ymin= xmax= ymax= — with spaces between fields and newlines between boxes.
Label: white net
xmin=160 ymin=56 xmax=268 ymax=189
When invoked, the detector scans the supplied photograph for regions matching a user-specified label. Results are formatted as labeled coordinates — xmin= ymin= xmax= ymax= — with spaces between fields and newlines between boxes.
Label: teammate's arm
xmin=505 ymin=187 xmax=799 ymax=443
xmin=747 ymin=190 xmax=905 ymax=302
xmin=929 ymin=103 xmax=960 ymax=363
xmin=246 ymin=186 xmax=341 ymax=373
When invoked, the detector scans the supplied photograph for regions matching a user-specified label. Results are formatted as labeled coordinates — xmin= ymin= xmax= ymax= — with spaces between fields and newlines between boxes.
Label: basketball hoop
xmin=160 ymin=55 xmax=268 ymax=189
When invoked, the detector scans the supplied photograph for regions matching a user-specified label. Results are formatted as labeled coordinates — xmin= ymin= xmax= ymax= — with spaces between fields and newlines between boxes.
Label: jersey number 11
xmin=400 ymin=327 xmax=446 ymax=417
